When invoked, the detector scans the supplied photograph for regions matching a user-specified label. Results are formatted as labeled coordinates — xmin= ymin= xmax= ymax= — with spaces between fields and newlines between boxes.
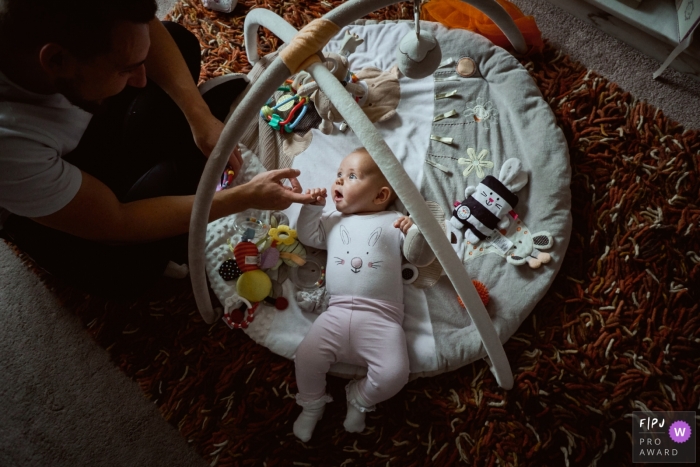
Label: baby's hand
xmin=394 ymin=216 xmax=413 ymax=234
xmin=305 ymin=188 xmax=327 ymax=206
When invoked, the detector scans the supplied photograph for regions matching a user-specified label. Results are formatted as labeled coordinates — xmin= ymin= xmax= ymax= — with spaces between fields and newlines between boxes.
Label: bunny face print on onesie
xmin=336 ymin=225 xmax=382 ymax=274
xmin=328 ymin=214 xmax=404 ymax=303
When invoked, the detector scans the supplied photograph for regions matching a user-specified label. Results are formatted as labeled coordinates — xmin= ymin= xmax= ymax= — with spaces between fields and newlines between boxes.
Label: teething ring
xmin=223 ymin=300 xmax=259 ymax=329
xmin=269 ymin=225 xmax=297 ymax=245
xmin=314 ymin=265 xmax=326 ymax=287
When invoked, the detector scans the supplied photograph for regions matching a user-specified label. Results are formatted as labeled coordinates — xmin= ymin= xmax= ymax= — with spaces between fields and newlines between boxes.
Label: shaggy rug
xmin=14 ymin=0 xmax=700 ymax=466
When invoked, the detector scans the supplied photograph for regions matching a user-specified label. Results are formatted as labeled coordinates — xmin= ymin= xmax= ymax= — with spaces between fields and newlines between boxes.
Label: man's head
xmin=332 ymin=147 xmax=396 ymax=215
xmin=0 ymin=0 xmax=157 ymax=111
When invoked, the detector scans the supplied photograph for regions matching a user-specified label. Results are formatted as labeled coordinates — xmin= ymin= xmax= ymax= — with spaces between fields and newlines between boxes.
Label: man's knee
xmin=161 ymin=21 xmax=201 ymax=82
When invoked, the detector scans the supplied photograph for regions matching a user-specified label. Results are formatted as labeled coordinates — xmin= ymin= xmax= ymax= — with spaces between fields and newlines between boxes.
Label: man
xmin=0 ymin=0 xmax=311 ymax=297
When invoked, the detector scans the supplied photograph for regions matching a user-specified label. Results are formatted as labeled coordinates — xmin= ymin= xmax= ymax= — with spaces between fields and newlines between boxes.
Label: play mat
xmin=190 ymin=0 xmax=572 ymax=389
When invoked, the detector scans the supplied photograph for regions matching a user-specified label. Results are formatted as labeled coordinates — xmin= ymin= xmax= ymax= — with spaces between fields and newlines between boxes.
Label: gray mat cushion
xmin=204 ymin=20 xmax=571 ymax=380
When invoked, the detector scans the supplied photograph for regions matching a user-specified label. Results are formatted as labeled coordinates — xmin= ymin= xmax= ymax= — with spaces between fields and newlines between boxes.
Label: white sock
xmin=163 ymin=261 xmax=189 ymax=279
xmin=343 ymin=402 xmax=366 ymax=433
xmin=293 ymin=396 xmax=330 ymax=442
xmin=344 ymin=382 xmax=373 ymax=433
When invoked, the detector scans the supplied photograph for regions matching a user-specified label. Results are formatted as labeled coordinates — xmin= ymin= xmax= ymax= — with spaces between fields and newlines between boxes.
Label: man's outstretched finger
xmin=288 ymin=177 xmax=303 ymax=193
xmin=286 ymin=190 xmax=316 ymax=204
xmin=271 ymin=168 xmax=301 ymax=181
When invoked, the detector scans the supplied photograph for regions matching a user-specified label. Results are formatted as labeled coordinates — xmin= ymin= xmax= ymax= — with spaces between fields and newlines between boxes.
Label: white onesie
xmin=294 ymin=205 xmax=410 ymax=406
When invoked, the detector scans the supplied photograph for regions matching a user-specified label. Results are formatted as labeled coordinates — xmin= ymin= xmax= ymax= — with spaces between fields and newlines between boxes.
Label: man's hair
xmin=0 ymin=0 xmax=157 ymax=59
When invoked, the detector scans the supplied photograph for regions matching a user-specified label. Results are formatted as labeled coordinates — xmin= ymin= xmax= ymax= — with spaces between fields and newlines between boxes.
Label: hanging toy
xmin=260 ymin=93 xmax=310 ymax=133
xmin=269 ymin=224 xmax=297 ymax=246
xmin=236 ymin=269 xmax=272 ymax=303
xmin=263 ymin=295 xmax=290 ymax=310
xmin=217 ymin=165 xmax=236 ymax=191
xmin=222 ymin=232 xmax=291 ymax=330
xmin=219 ymin=258 xmax=243 ymax=281
xmin=233 ymin=240 xmax=261 ymax=273
xmin=260 ymin=247 xmax=281 ymax=269
xmin=268 ymin=225 xmax=307 ymax=269
xmin=224 ymin=298 xmax=259 ymax=329
xmin=457 ymin=280 xmax=490 ymax=307
xmin=218 ymin=235 xmax=249 ymax=281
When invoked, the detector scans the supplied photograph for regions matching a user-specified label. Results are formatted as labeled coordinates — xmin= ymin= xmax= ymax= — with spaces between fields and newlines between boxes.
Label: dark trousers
xmin=1 ymin=22 xmax=246 ymax=299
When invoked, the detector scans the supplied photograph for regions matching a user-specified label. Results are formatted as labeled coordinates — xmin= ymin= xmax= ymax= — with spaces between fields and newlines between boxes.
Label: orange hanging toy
xmin=457 ymin=280 xmax=490 ymax=308
xmin=422 ymin=0 xmax=543 ymax=52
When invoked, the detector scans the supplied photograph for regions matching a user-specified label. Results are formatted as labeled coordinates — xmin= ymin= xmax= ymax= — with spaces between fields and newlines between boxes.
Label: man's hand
xmin=394 ymin=215 xmax=414 ymax=234
xmin=190 ymin=113 xmax=243 ymax=178
xmin=304 ymin=188 xmax=327 ymax=206
xmin=236 ymin=168 xmax=315 ymax=211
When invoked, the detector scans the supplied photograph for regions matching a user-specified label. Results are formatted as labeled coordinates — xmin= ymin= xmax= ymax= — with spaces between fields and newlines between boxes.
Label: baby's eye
xmin=349 ymin=173 xmax=357 ymax=179
xmin=337 ymin=172 xmax=342 ymax=178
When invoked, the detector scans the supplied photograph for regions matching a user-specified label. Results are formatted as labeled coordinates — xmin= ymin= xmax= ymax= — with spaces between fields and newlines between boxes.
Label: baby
xmin=292 ymin=147 xmax=424 ymax=442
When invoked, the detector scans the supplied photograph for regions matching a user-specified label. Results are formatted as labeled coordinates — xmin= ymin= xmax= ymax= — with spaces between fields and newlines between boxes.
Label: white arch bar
xmin=190 ymin=0 xmax=524 ymax=388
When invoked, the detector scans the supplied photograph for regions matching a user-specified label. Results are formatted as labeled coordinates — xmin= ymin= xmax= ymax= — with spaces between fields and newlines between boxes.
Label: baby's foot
xmin=344 ymin=381 xmax=374 ymax=433
xmin=343 ymin=403 xmax=366 ymax=433
xmin=293 ymin=395 xmax=331 ymax=442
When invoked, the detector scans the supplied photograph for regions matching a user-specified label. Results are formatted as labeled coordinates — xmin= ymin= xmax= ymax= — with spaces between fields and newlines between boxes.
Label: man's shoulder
xmin=1 ymin=72 xmax=92 ymax=152
xmin=0 ymin=101 xmax=91 ymax=154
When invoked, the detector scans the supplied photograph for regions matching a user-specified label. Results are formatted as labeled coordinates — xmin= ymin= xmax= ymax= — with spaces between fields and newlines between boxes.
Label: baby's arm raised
xmin=297 ymin=196 xmax=328 ymax=249
xmin=304 ymin=187 xmax=327 ymax=206
xmin=399 ymin=217 xmax=436 ymax=268
xmin=393 ymin=215 xmax=413 ymax=234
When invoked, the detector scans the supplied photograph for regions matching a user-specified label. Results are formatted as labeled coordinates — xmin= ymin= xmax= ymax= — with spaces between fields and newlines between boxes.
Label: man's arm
xmin=144 ymin=19 xmax=241 ymax=171
xmin=32 ymin=168 xmax=313 ymax=244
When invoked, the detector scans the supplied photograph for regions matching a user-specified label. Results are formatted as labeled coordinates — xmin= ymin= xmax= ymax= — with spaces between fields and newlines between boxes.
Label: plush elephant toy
xmin=292 ymin=31 xmax=401 ymax=134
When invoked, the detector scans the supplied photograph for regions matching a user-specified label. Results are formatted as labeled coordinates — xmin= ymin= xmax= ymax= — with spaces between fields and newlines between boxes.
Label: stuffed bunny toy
xmin=292 ymin=30 xmax=363 ymax=97
xmin=297 ymin=65 xmax=401 ymax=134
xmin=449 ymin=158 xmax=528 ymax=245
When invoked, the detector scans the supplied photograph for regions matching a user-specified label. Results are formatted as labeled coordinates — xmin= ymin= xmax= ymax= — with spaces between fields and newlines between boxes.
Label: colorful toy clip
xmin=218 ymin=165 xmax=235 ymax=191
xmin=260 ymin=94 xmax=309 ymax=133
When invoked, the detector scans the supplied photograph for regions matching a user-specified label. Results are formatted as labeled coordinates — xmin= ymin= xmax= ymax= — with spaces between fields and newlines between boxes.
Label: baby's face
xmin=332 ymin=150 xmax=389 ymax=214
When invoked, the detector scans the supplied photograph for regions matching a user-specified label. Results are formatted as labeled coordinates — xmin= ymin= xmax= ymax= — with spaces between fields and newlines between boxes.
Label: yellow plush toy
xmin=269 ymin=225 xmax=307 ymax=269
xmin=236 ymin=269 xmax=272 ymax=303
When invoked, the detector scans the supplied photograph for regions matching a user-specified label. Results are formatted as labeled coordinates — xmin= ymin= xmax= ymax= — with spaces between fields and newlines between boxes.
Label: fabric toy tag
xmin=486 ymin=229 xmax=514 ymax=254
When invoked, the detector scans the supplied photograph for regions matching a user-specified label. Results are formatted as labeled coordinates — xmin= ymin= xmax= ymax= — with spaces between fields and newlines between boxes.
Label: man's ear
xmin=374 ymin=186 xmax=392 ymax=205
xmin=38 ymin=43 xmax=75 ymax=78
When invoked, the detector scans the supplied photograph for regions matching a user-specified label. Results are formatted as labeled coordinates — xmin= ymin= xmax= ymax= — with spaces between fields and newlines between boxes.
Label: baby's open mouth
xmin=334 ymin=190 xmax=343 ymax=201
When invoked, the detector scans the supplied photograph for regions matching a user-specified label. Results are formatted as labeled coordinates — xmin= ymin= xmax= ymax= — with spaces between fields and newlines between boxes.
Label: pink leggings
xmin=294 ymin=296 xmax=410 ymax=407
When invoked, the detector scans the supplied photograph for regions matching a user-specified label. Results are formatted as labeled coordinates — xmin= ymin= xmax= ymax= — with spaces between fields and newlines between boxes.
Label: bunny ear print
xmin=340 ymin=226 xmax=351 ymax=245
xmin=499 ymin=158 xmax=528 ymax=193
xmin=368 ymin=227 xmax=382 ymax=247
